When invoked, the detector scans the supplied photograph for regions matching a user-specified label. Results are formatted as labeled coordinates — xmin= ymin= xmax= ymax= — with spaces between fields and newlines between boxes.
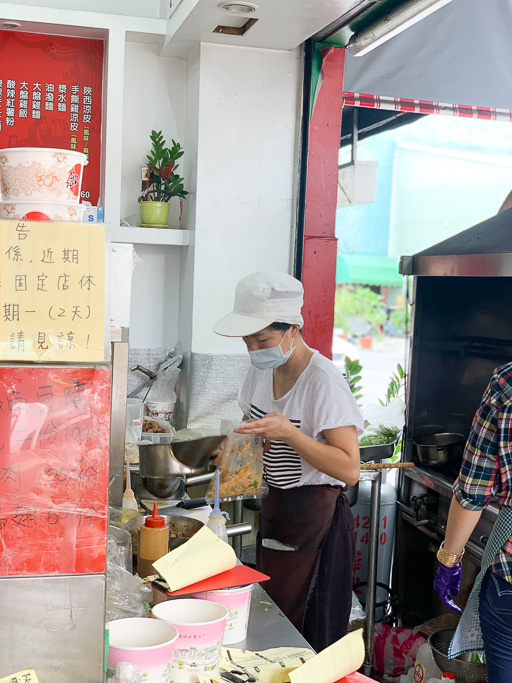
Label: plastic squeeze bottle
xmin=137 ymin=502 xmax=169 ymax=578
xmin=121 ymin=463 xmax=139 ymax=524
xmin=412 ymin=643 xmax=443 ymax=683
xmin=206 ymin=468 xmax=229 ymax=543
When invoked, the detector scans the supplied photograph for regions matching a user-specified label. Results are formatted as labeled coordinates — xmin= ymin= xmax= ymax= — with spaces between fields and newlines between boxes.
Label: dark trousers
xmin=256 ymin=484 xmax=355 ymax=651
xmin=479 ymin=569 xmax=512 ymax=683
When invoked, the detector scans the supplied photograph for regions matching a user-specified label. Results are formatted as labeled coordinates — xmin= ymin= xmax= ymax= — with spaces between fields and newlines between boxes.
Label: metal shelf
xmin=110 ymin=225 xmax=191 ymax=246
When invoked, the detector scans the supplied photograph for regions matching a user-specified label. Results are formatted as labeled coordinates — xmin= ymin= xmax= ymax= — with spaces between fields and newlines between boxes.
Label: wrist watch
xmin=437 ymin=541 xmax=464 ymax=567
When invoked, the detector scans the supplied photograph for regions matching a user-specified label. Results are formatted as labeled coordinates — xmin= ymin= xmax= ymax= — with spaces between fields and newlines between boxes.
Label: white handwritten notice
xmin=0 ymin=220 xmax=105 ymax=361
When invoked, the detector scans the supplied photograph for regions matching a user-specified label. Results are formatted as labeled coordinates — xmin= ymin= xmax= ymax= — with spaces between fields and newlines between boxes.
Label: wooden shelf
xmin=110 ymin=226 xmax=191 ymax=246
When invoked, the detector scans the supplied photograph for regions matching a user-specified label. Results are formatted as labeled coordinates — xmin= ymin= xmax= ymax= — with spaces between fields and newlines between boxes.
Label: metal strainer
xmin=429 ymin=630 xmax=487 ymax=683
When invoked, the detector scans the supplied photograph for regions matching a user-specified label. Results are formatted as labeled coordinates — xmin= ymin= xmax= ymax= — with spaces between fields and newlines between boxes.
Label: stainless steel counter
xmin=235 ymin=584 xmax=312 ymax=652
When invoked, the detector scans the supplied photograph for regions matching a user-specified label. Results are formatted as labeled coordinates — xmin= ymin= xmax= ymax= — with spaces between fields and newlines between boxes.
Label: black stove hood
xmin=400 ymin=208 xmax=512 ymax=277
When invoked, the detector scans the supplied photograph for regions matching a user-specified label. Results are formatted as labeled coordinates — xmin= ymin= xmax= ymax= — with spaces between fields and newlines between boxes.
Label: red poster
xmin=0 ymin=366 xmax=111 ymax=575
xmin=0 ymin=31 xmax=104 ymax=204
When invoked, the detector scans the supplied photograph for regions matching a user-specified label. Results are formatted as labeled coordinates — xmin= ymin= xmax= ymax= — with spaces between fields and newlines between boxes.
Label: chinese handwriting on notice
xmin=16 ymin=222 xmax=30 ymax=240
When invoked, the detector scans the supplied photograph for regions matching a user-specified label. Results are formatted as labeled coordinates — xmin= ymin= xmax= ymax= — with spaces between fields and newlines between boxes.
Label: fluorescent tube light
xmin=347 ymin=0 xmax=453 ymax=57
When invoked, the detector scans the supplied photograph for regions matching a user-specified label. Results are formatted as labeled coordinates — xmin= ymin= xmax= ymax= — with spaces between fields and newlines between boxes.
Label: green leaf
xmin=140 ymin=131 xmax=188 ymax=203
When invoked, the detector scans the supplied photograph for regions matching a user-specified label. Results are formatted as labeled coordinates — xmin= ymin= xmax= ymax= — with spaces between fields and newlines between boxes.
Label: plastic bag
xmin=107 ymin=661 xmax=143 ymax=683
xmin=126 ymin=398 xmax=144 ymax=438
xmin=363 ymin=397 xmax=405 ymax=430
xmin=109 ymin=505 xmax=145 ymax=563
xmin=373 ymin=624 xmax=426 ymax=677
xmin=106 ymin=525 xmax=152 ymax=622
xmin=125 ymin=400 xmax=142 ymax=465
xmin=359 ymin=397 xmax=405 ymax=460
xmin=145 ymin=352 xmax=182 ymax=402
xmin=206 ymin=428 xmax=264 ymax=501
xmin=349 ymin=591 xmax=366 ymax=626
xmin=140 ymin=416 xmax=176 ymax=444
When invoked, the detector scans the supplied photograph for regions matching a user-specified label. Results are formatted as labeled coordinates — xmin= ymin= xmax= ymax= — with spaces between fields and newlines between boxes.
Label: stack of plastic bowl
xmin=0 ymin=147 xmax=88 ymax=222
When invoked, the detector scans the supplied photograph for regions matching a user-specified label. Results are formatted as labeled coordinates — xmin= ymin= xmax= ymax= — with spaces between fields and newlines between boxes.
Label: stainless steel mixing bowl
xmin=138 ymin=435 xmax=225 ymax=498
xmin=171 ymin=435 xmax=226 ymax=470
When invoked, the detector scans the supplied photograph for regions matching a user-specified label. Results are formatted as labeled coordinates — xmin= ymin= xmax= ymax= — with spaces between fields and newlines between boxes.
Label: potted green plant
xmin=138 ymin=130 xmax=188 ymax=228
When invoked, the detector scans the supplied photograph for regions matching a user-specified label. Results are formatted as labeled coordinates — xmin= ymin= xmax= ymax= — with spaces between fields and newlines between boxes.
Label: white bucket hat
xmin=213 ymin=271 xmax=304 ymax=337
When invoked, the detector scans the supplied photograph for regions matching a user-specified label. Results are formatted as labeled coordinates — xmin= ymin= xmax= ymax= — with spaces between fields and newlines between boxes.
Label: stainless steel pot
xmin=414 ymin=432 xmax=466 ymax=470
xmin=166 ymin=515 xmax=204 ymax=551
xmin=360 ymin=443 xmax=396 ymax=462
xmin=144 ymin=514 xmax=252 ymax=551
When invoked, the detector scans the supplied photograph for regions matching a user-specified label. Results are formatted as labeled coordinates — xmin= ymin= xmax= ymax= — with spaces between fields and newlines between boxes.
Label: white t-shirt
xmin=238 ymin=350 xmax=364 ymax=489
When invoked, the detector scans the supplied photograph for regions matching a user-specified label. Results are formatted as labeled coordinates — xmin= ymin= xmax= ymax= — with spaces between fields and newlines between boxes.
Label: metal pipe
xmin=130 ymin=364 xmax=157 ymax=379
xmin=185 ymin=472 xmax=215 ymax=487
xmin=347 ymin=0 xmax=453 ymax=57
xmin=294 ymin=38 xmax=313 ymax=280
xmin=364 ymin=470 xmax=382 ymax=676
xmin=226 ymin=523 xmax=252 ymax=538
xmin=109 ymin=327 xmax=129 ymax=508
xmin=351 ymin=108 xmax=358 ymax=164
xmin=232 ymin=499 xmax=244 ymax=558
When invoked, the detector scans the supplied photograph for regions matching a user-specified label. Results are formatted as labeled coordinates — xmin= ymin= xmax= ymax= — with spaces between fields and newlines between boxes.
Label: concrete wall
xmin=122 ymin=42 xmax=187 ymax=350
xmin=178 ymin=43 xmax=302 ymax=428
xmin=190 ymin=43 xmax=301 ymax=357
xmin=123 ymin=41 xmax=301 ymax=356
xmin=112 ymin=40 xmax=302 ymax=426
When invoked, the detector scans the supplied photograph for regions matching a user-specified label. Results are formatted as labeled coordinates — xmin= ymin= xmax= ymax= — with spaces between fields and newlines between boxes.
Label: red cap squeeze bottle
xmin=144 ymin=502 xmax=166 ymax=527
xmin=138 ymin=502 xmax=169 ymax=578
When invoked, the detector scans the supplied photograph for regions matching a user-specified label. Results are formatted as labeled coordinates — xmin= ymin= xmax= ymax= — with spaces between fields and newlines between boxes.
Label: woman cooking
xmin=433 ymin=363 xmax=512 ymax=683
xmin=213 ymin=271 xmax=363 ymax=651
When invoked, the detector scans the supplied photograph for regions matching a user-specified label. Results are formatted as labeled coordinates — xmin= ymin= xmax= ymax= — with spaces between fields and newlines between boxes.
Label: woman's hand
xmin=210 ymin=450 xmax=223 ymax=467
xmin=234 ymin=412 xmax=296 ymax=442
xmin=236 ymin=415 xmax=360 ymax=484
xmin=434 ymin=562 xmax=463 ymax=615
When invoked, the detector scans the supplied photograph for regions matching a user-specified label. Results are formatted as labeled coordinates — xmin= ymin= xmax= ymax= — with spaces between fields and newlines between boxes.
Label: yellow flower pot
xmin=140 ymin=201 xmax=170 ymax=228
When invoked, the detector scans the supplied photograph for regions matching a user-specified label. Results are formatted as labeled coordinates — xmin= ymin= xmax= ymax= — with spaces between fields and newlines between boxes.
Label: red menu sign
xmin=0 ymin=31 xmax=104 ymax=204
xmin=0 ymin=366 xmax=111 ymax=575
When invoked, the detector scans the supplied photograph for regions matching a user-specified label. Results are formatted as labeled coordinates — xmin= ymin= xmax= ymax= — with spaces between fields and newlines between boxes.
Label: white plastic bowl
xmin=0 ymin=147 xmax=88 ymax=203
xmin=0 ymin=200 xmax=86 ymax=222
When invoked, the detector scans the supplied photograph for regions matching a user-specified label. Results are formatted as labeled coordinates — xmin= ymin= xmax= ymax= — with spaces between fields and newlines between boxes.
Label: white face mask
xmin=249 ymin=330 xmax=295 ymax=370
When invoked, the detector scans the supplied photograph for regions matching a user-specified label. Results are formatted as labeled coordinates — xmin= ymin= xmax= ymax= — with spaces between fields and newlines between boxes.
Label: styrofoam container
xmin=0 ymin=147 xmax=88 ymax=203
xmin=152 ymin=598 xmax=228 ymax=683
xmin=0 ymin=200 xmax=86 ymax=222
xmin=106 ymin=617 xmax=179 ymax=683
xmin=191 ymin=583 xmax=254 ymax=644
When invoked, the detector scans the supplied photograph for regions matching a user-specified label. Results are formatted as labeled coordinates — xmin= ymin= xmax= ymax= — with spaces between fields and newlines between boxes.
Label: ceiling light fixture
xmin=347 ymin=0 xmax=453 ymax=57
xmin=218 ymin=2 xmax=258 ymax=15
xmin=2 ymin=21 xmax=22 ymax=29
